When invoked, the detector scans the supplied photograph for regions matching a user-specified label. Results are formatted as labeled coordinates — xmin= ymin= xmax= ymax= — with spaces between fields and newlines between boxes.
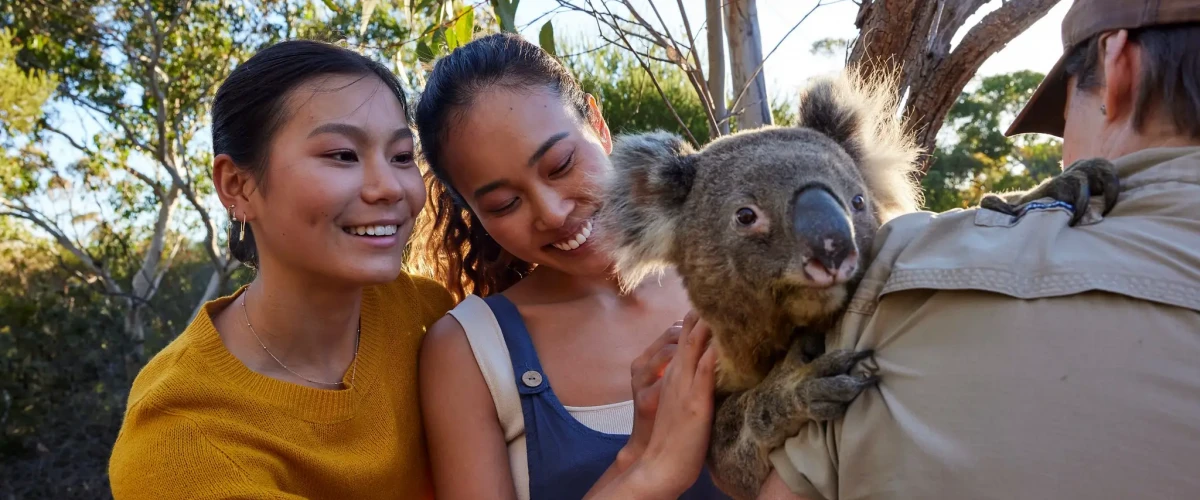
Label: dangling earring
xmin=230 ymin=204 xmax=245 ymax=242
xmin=1100 ymin=104 xmax=1107 ymax=116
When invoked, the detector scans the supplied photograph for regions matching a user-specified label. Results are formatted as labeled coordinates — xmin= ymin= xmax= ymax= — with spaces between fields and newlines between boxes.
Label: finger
xmin=635 ymin=344 xmax=677 ymax=385
xmin=678 ymin=317 xmax=709 ymax=371
xmin=662 ymin=325 xmax=692 ymax=383
xmin=694 ymin=345 xmax=718 ymax=393
xmin=682 ymin=309 xmax=699 ymax=335
xmin=691 ymin=318 xmax=712 ymax=347
xmin=632 ymin=323 xmax=683 ymax=374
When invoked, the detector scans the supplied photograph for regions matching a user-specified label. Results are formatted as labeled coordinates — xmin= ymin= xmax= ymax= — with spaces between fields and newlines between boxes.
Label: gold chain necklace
xmin=240 ymin=285 xmax=360 ymax=388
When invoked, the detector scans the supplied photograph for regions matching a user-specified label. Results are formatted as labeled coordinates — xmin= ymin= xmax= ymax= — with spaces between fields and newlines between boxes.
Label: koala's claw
xmin=808 ymin=348 xmax=874 ymax=378
xmin=800 ymin=373 xmax=879 ymax=421
xmin=796 ymin=348 xmax=877 ymax=421
xmin=1065 ymin=158 xmax=1120 ymax=221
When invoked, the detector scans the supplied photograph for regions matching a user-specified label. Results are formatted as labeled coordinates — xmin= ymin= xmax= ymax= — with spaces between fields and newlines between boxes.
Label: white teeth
xmin=345 ymin=224 xmax=397 ymax=236
xmin=552 ymin=220 xmax=593 ymax=251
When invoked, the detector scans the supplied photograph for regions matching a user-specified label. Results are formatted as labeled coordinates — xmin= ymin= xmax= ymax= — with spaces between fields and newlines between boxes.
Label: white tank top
xmin=446 ymin=294 xmax=634 ymax=500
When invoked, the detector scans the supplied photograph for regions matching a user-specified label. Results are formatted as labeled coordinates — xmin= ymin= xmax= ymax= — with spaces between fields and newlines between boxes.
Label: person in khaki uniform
xmin=756 ymin=1 xmax=1200 ymax=499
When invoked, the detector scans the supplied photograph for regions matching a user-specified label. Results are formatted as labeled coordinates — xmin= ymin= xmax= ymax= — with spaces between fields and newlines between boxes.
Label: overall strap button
xmin=521 ymin=370 xmax=543 ymax=388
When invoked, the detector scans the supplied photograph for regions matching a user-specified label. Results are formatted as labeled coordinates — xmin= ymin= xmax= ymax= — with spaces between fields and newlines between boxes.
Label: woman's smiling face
xmin=440 ymin=86 xmax=614 ymax=277
xmin=239 ymin=74 xmax=425 ymax=286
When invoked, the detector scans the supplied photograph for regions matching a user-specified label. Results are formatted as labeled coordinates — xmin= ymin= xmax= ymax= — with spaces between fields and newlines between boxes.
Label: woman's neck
xmin=243 ymin=269 xmax=362 ymax=364
xmin=219 ymin=264 xmax=364 ymax=386
xmin=517 ymin=264 xmax=682 ymax=305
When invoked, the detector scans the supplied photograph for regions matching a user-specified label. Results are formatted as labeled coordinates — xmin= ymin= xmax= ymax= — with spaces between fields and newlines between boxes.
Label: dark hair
xmin=1063 ymin=23 xmax=1200 ymax=138
xmin=408 ymin=33 xmax=591 ymax=301
xmin=211 ymin=39 xmax=410 ymax=267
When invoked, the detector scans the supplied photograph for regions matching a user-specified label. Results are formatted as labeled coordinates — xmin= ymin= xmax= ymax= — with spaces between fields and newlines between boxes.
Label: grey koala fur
xmin=594 ymin=68 xmax=1118 ymax=499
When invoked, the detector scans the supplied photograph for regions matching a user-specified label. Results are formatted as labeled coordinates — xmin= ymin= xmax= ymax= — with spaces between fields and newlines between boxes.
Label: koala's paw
xmin=799 ymin=349 xmax=878 ymax=421
xmin=1060 ymin=157 xmax=1121 ymax=221
xmin=979 ymin=157 xmax=1120 ymax=227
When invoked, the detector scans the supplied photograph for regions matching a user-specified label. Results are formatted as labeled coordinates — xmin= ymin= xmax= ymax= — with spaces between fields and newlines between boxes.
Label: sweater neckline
xmin=187 ymin=285 xmax=387 ymax=424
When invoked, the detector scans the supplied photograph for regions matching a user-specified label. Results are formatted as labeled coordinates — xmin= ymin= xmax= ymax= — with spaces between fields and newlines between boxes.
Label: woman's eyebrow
xmin=390 ymin=128 xmax=414 ymax=144
xmin=527 ymin=131 xmax=569 ymax=167
xmin=307 ymin=124 xmax=412 ymax=145
xmin=473 ymin=179 xmax=507 ymax=200
xmin=308 ymin=122 xmax=367 ymax=141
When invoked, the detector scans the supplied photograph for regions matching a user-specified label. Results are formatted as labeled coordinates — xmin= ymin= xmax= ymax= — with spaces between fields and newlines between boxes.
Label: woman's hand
xmin=625 ymin=311 xmax=719 ymax=498
xmin=619 ymin=315 xmax=688 ymax=470
xmin=586 ymin=310 xmax=718 ymax=500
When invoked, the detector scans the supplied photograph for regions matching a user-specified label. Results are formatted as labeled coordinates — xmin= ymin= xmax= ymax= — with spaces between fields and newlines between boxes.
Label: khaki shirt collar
xmin=1112 ymin=145 xmax=1200 ymax=190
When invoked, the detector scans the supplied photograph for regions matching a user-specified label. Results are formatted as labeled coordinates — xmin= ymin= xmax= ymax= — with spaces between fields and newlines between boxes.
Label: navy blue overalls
xmin=484 ymin=294 xmax=731 ymax=500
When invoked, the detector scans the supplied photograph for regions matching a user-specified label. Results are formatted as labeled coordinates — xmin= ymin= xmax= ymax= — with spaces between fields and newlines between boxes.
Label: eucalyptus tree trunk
xmin=725 ymin=0 xmax=772 ymax=130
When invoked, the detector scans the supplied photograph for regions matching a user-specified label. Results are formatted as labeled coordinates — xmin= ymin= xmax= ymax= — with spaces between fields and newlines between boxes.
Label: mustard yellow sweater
xmin=108 ymin=273 xmax=454 ymax=499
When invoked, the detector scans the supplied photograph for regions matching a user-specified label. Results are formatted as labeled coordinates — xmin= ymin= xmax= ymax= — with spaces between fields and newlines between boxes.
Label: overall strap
xmin=482 ymin=294 xmax=551 ymax=396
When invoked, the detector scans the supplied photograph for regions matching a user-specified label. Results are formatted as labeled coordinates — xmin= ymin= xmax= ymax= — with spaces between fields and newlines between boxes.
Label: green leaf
xmin=491 ymin=0 xmax=520 ymax=33
xmin=321 ymin=0 xmax=339 ymax=12
xmin=538 ymin=20 xmax=556 ymax=57
xmin=416 ymin=40 xmax=436 ymax=63
xmin=453 ymin=6 xmax=475 ymax=49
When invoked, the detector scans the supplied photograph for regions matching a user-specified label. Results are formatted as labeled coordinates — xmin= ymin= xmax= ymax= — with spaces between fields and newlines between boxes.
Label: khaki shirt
xmin=768 ymin=146 xmax=1200 ymax=499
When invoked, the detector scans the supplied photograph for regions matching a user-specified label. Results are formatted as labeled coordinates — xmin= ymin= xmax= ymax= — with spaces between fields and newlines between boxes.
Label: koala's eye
xmin=851 ymin=195 xmax=866 ymax=211
xmin=735 ymin=207 xmax=757 ymax=226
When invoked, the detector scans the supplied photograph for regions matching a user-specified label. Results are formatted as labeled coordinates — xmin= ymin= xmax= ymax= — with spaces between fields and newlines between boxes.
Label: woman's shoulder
xmin=124 ymin=295 xmax=236 ymax=410
xmin=371 ymin=271 xmax=458 ymax=326
xmin=420 ymin=294 xmax=501 ymax=382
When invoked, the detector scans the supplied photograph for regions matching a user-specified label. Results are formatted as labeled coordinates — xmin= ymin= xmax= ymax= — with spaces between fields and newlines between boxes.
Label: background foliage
xmin=0 ymin=2 xmax=1059 ymax=498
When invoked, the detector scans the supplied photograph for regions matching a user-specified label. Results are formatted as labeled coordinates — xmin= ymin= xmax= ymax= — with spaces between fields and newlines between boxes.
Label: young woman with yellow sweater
xmin=106 ymin=40 xmax=455 ymax=498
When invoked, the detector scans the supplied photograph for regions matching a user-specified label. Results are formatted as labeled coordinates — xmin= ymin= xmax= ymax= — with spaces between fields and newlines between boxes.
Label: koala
xmin=594 ymin=69 xmax=1119 ymax=499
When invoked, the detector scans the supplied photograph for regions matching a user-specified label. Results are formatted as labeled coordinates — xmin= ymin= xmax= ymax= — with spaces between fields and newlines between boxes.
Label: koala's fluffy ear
xmin=797 ymin=76 xmax=867 ymax=164
xmin=595 ymin=131 xmax=697 ymax=292
xmin=796 ymin=71 xmax=924 ymax=220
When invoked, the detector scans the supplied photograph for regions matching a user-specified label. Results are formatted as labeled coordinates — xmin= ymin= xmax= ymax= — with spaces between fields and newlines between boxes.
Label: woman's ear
xmin=1100 ymin=29 xmax=1136 ymax=125
xmin=212 ymin=154 xmax=258 ymax=221
xmin=586 ymin=93 xmax=613 ymax=155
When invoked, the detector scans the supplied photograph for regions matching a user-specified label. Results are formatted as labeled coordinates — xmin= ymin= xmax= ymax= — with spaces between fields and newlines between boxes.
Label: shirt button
xmin=521 ymin=370 xmax=543 ymax=387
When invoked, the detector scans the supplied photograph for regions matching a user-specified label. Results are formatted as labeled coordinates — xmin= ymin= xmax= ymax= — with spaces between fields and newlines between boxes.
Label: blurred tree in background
xmin=921 ymin=70 xmax=1063 ymax=212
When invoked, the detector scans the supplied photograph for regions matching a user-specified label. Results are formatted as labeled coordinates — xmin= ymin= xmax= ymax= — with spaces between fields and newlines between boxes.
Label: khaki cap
xmin=1006 ymin=0 xmax=1200 ymax=137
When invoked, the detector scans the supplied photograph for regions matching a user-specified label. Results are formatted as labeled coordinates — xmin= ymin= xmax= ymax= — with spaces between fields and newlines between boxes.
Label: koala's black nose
xmin=792 ymin=187 xmax=858 ymax=287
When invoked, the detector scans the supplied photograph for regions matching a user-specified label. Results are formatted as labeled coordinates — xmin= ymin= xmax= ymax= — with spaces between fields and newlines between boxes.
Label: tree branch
xmin=901 ymin=0 xmax=1059 ymax=171
xmin=40 ymin=121 xmax=165 ymax=198
xmin=61 ymin=93 xmax=156 ymax=158
xmin=669 ymin=0 xmax=720 ymax=137
xmin=727 ymin=0 xmax=838 ymax=127
xmin=141 ymin=0 xmax=171 ymax=167
xmin=593 ymin=0 xmax=700 ymax=147
xmin=130 ymin=184 xmax=180 ymax=300
xmin=2 ymin=201 xmax=122 ymax=296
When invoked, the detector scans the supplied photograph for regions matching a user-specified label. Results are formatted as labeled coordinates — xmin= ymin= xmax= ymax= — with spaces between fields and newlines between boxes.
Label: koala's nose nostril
xmin=793 ymin=187 xmax=857 ymax=286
